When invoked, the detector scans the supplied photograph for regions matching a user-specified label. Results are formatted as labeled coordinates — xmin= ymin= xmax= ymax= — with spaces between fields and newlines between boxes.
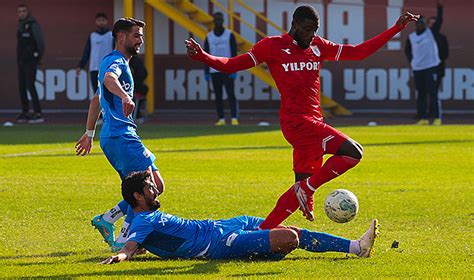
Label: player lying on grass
xmin=185 ymin=5 xmax=419 ymax=229
xmin=101 ymin=171 xmax=379 ymax=264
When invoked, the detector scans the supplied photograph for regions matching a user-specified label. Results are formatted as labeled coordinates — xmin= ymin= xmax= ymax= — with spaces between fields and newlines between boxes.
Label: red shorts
xmin=280 ymin=116 xmax=349 ymax=174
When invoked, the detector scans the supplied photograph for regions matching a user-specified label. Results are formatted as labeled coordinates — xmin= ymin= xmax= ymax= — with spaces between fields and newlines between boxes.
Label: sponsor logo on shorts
xmin=226 ymin=233 xmax=239 ymax=247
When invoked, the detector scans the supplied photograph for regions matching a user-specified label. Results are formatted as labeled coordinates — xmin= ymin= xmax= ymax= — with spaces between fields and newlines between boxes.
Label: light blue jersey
xmin=127 ymin=211 xmax=216 ymax=259
xmin=127 ymin=212 xmax=275 ymax=260
xmin=96 ymin=50 xmax=157 ymax=225
xmin=98 ymin=50 xmax=137 ymax=137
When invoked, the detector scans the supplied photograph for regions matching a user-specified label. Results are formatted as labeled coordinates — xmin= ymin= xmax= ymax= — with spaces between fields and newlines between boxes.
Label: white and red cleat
xmin=293 ymin=180 xmax=315 ymax=221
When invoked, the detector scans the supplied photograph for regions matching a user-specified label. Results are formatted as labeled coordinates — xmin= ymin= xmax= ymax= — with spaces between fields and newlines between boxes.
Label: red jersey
xmin=192 ymin=24 xmax=403 ymax=121
xmin=248 ymin=34 xmax=343 ymax=120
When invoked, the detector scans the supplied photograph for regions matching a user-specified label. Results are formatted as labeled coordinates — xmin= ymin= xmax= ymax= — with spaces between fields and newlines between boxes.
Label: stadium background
xmin=1 ymin=0 xmax=472 ymax=115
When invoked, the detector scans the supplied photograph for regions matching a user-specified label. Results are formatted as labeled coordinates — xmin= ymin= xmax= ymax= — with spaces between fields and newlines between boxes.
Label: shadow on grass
xmin=0 ymin=251 xmax=77 ymax=260
xmin=14 ymin=259 xmax=282 ymax=279
xmin=2 ymin=139 xmax=472 ymax=159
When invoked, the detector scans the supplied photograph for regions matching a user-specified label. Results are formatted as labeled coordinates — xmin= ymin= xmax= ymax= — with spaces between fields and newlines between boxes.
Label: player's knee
xmin=354 ymin=141 xmax=364 ymax=160
xmin=347 ymin=140 xmax=363 ymax=160
xmin=270 ymin=229 xmax=299 ymax=254
xmin=284 ymin=229 xmax=299 ymax=252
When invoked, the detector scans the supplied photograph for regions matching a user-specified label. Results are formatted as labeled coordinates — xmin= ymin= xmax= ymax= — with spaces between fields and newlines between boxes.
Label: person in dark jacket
xmin=16 ymin=4 xmax=45 ymax=123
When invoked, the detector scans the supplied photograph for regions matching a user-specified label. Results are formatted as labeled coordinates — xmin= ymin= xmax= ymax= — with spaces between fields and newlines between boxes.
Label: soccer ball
xmin=324 ymin=189 xmax=359 ymax=223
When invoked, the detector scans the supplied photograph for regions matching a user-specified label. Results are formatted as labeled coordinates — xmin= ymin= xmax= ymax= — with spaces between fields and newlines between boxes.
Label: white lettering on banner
xmin=67 ymin=70 xmax=88 ymax=101
xmin=187 ymin=69 xmax=208 ymax=101
xmin=454 ymin=68 xmax=474 ymax=100
xmin=29 ymin=67 xmax=473 ymax=103
xmin=389 ymin=68 xmax=410 ymax=100
xmin=34 ymin=69 xmax=94 ymax=102
xmin=235 ymin=72 xmax=253 ymax=101
xmin=344 ymin=68 xmax=411 ymax=101
xmin=366 ymin=69 xmax=387 ymax=100
xmin=165 ymin=70 xmax=186 ymax=100
xmin=45 ymin=69 xmax=65 ymax=101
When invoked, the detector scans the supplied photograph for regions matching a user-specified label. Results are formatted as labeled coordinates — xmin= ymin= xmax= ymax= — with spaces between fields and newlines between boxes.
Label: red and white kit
xmin=194 ymin=24 xmax=403 ymax=173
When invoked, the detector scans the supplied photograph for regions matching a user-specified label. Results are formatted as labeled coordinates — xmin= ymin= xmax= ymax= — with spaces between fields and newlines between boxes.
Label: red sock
xmin=259 ymin=186 xmax=300 ymax=230
xmin=307 ymin=155 xmax=360 ymax=191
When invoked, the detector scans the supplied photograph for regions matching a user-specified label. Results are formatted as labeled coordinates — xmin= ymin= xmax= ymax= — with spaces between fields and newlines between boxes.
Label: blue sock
xmin=299 ymin=229 xmax=350 ymax=253
xmin=117 ymin=200 xmax=130 ymax=214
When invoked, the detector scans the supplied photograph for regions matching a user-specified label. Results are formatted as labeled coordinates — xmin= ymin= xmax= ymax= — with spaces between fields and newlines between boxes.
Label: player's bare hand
xmin=185 ymin=38 xmax=203 ymax=58
xmin=75 ymin=133 xmax=93 ymax=156
xmin=396 ymin=12 xmax=420 ymax=28
xmin=122 ymin=95 xmax=135 ymax=117
xmin=100 ymin=255 xmax=120 ymax=265
xmin=76 ymin=68 xmax=81 ymax=76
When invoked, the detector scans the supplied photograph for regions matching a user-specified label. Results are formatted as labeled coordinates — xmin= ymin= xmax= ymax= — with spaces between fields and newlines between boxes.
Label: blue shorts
xmin=100 ymin=134 xmax=157 ymax=179
xmin=207 ymin=216 xmax=284 ymax=260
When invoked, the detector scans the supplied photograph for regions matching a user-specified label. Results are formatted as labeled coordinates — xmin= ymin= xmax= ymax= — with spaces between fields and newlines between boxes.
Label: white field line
xmin=0 ymin=148 xmax=75 ymax=158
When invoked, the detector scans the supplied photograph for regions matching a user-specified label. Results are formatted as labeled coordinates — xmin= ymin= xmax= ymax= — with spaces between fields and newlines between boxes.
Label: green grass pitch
xmin=0 ymin=124 xmax=472 ymax=278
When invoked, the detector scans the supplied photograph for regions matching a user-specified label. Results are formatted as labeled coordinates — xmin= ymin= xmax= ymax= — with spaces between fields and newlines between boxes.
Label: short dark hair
xmin=17 ymin=3 xmax=28 ymax=9
xmin=112 ymin=17 xmax=146 ymax=39
xmin=122 ymin=170 xmax=151 ymax=208
xmin=293 ymin=5 xmax=320 ymax=25
xmin=96 ymin=12 xmax=107 ymax=19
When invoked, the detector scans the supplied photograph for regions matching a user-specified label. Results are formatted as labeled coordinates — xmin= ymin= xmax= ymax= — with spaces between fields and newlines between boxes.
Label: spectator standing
xmin=16 ymin=4 xmax=45 ymax=123
xmin=405 ymin=2 xmax=443 ymax=125
xmin=204 ymin=12 xmax=239 ymax=126
xmin=76 ymin=13 xmax=114 ymax=94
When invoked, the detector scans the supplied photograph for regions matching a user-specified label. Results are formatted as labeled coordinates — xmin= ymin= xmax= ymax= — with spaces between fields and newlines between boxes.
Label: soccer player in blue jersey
xmin=101 ymin=171 xmax=379 ymax=264
xmin=75 ymin=18 xmax=165 ymax=252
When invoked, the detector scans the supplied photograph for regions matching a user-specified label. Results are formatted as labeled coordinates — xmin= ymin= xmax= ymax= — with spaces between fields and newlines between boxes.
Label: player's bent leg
xmin=303 ymin=138 xmax=362 ymax=211
xmin=259 ymin=187 xmax=300 ymax=229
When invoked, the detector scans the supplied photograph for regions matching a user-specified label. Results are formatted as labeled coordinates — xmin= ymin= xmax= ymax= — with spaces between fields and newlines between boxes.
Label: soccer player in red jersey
xmin=185 ymin=6 xmax=419 ymax=229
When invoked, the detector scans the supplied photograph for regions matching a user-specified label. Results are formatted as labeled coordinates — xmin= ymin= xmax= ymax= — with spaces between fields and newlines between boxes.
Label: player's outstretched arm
xmin=185 ymin=38 xmax=255 ymax=73
xmin=75 ymin=93 xmax=101 ymax=156
xmin=100 ymin=241 xmax=139 ymax=264
xmin=338 ymin=11 xmax=419 ymax=61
